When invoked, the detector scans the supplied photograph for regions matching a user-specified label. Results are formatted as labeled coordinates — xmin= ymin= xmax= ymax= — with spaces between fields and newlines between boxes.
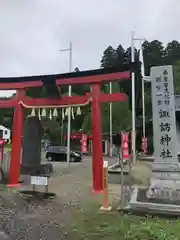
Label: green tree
xmin=81 ymin=102 xmax=131 ymax=134
xmin=173 ymin=61 xmax=180 ymax=94
xmin=120 ymin=47 xmax=142 ymax=117
xmin=81 ymin=83 xmax=131 ymax=134
xmin=164 ymin=41 xmax=180 ymax=65
xmin=100 ymin=44 xmax=142 ymax=117
xmin=101 ymin=46 xmax=118 ymax=68
xmin=116 ymin=44 xmax=125 ymax=68
xmin=142 ymin=40 xmax=165 ymax=76
xmin=142 ymin=41 xmax=180 ymax=117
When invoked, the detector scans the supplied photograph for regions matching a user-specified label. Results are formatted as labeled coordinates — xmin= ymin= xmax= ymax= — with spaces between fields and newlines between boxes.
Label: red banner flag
xmin=81 ymin=133 xmax=87 ymax=153
xmin=121 ymin=132 xmax=129 ymax=161
xmin=141 ymin=137 xmax=148 ymax=154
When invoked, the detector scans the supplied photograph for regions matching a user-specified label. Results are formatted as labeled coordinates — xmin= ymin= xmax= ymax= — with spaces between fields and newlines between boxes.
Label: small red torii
xmin=0 ymin=68 xmax=130 ymax=193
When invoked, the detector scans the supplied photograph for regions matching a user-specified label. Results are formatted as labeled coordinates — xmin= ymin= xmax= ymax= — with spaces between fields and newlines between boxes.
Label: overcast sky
xmin=0 ymin=0 xmax=179 ymax=96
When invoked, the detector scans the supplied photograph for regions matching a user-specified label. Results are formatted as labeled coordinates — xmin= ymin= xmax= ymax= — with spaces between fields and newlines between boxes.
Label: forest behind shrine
xmin=2 ymin=40 xmax=180 ymax=144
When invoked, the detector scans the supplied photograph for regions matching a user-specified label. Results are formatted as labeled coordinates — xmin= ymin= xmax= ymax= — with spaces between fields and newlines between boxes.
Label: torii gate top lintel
xmin=0 ymin=67 xmax=130 ymax=90
xmin=0 ymin=67 xmax=131 ymax=108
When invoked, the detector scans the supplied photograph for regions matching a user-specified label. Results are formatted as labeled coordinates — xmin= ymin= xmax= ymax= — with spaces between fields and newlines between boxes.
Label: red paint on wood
xmin=91 ymin=84 xmax=103 ymax=192
xmin=0 ymin=81 xmax=42 ymax=90
xmin=8 ymin=92 xmax=24 ymax=187
xmin=99 ymin=92 xmax=128 ymax=103
xmin=0 ymin=71 xmax=130 ymax=90
xmin=56 ymin=71 xmax=130 ymax=86
xmin=20 ymin=95 xmax=91 ymax=107
xmin=0 ymin=98 xmax=16 ymax=108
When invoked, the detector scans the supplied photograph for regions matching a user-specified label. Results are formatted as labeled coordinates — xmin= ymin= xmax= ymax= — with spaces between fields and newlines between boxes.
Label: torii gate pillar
xmin=8 ymin=92 xmax=24 ymax=187
xmin=91 ymin=84 xmax=103 ymax=192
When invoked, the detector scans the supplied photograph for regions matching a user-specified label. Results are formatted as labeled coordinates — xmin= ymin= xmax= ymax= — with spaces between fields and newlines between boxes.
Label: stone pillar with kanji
xmin=147 ymin=65 xmax=180 ymax=204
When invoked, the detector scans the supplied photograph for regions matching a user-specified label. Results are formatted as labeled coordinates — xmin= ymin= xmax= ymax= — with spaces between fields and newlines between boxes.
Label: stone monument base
xmin=146 ymin=178 xmax=180 ymax=201
xmin=122 ymin=185 xmax=180 ymax=216
xmin=122 ymin=165 xmax=180 ymax=216
xmin=20 ymin=163 xmax=53 ymax=175
xmin=138 ymin=153 xmax=154 ymax=162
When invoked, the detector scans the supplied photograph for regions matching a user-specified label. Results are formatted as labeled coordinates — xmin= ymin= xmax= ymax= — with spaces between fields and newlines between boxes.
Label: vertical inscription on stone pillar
xmin=151 ymin=66 xmax=178 ymax=164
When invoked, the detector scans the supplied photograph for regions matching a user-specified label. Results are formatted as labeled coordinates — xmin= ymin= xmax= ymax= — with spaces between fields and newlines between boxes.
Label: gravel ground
xmin=0 ymin=155 xmax=150 ymax=239
xmin=0 ymin=191 xmax=73 ymax=239
xmin=0 ymin=157 xmax=102 ymax=240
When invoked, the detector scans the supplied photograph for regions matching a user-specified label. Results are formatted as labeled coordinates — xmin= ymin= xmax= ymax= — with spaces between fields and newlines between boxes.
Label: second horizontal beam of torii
xmin=0 ymin=92 xmax=128 ymax=108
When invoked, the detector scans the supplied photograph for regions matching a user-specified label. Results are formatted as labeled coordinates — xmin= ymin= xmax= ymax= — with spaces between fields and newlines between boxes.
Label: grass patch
xmin=4 ymin=143 xmax=11 ymax=153
xmin=72 ymin=203 xmax=180 ymax=240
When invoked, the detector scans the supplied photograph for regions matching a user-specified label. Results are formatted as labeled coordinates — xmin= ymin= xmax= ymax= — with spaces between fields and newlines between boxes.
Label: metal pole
xmin=60 ymin=42 xmax=73 ymax=165
xmin=61 ymin=119 xmax=64 ymax=144
xmin=67 ymin=42 xmax=72 ymax=164
xmin=109 ymin=82 xmax=113 ymax=157
xmin=140 ymin=42 xmax=146 ymax=138
xmin=120 ymin=146 xmax=124 ymax=209
xmin=131 ymin=31 xmax=136 ymax=165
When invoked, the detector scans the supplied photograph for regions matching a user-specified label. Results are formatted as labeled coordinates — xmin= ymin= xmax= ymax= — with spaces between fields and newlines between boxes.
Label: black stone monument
xmin=21 ymin=116 xmax=53 ymax=175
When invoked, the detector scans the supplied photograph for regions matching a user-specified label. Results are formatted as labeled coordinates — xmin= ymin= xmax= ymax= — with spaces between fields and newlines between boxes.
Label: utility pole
xmin=139 ymin=40 xmax=146 ymax=138
xmin=131 ymin=33 xmax=146 ymax=163
xmin=60 ymin=42 xmax=72 ymax=165
xmin=131 ymin=31 xmax=136 ymax=165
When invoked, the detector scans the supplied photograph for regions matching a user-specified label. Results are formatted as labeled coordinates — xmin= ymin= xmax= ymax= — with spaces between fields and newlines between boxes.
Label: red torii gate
xmin=0 ymin=68 xmax=130 ymax=193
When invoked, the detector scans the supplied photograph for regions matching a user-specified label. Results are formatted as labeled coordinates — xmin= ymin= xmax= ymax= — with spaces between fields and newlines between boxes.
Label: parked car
xmin=46 ymin=146 xmax=83 ymax=162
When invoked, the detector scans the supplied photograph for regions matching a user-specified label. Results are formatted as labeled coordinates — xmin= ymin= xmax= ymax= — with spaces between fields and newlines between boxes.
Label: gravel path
xmin=0 ymin=157 xmax=97 ymax=239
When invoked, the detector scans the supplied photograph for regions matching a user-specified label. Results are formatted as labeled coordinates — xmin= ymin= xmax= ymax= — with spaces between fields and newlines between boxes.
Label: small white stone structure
xmin=0 ymin=125 xmax=10 ymax=140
